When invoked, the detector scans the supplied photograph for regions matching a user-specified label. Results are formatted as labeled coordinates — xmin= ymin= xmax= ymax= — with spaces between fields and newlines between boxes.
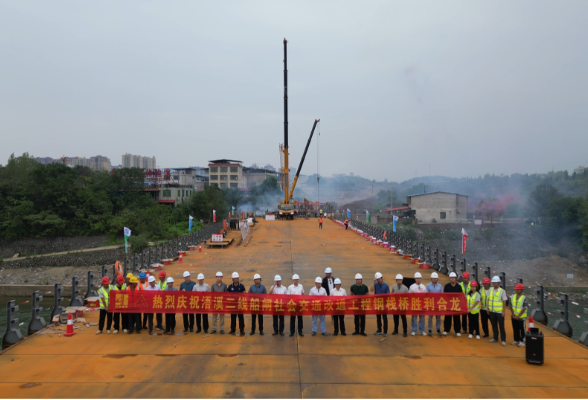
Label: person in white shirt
xmin=287 ymin=274 xmax=304 ymax=337
xmin=309 ymin=277 xmax=328 ymax=336
xmin=330 ymin=278 xmax=347 ymax=335
xmin=144 ymin=276 xmax=160 ymax=334
xmin=269 ymin=275 xmax=287 ymax=335
xmin=409 ymin=272 xmax=427 ymax=336
xmin=193 ymin=273 xmax=210 ymax=334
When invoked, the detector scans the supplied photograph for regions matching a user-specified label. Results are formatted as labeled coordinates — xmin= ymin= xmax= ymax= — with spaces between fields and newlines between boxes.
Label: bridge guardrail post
xmin=553 ymin=293 xmax=573 ymax=338
xmin=531 ymin=285 xmax=548 ymax=325
xmin=69 ymin=277 xmax=83 ymax=307
xmin=2 ymin=300 xmax=23 ymax=349
xmin=28 ymin=290 xmax=46 ymax=335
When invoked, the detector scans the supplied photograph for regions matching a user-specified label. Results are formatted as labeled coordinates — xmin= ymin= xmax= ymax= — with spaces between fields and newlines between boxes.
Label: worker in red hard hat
xmin=459 ymin=272 xmax=472 ymax=334
xmin=155 ymin=271 xmax=168 ymax=331
xmin=510 ymin=283 xmax=527 ymax=348
xmin=111 ymin=275 xmax=127 ymax=334
xmin=96 ymin=277 xmax=113 ymax=334
xmin=480 ymin=277 xmax=491 ymax=338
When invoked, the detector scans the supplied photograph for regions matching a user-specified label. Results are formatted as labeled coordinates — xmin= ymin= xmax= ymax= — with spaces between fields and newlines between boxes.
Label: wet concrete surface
xmin=1 ymin=218 xmax=588 ymax=398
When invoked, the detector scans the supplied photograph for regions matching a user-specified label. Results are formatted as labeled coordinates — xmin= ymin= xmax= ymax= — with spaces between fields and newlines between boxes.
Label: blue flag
xmin=189 ymin=215 xmax=194 ymax=232
xmin=393 ymin=216 xmax=398 ymax=232
xmin=347 ymin=209 xmax=351 ymax=218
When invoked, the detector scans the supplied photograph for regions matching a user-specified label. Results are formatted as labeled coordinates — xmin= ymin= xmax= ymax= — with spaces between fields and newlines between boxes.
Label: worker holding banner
xmin=227 ymin=272 xmax=246 ymax=335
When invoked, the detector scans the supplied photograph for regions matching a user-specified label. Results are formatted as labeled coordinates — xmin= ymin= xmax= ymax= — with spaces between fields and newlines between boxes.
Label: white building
xmin=122 ymin=153 xmax=156 ymax=170
xmin=407 ymin=192 xmax=468 ymax=224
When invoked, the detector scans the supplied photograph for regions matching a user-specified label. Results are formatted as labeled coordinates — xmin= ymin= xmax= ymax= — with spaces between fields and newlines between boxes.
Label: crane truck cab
xmin=278 ymin=203 xmax=295 ymax=219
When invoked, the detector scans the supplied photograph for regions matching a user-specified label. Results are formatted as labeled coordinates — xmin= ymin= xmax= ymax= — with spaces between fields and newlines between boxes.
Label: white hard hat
xmin=254 ymin=274 xmax=261 ymax=280
xmin=355 ymin=273 xmax=362 ymax=280
xmin=414 ymin=272 xmax=422 ymax=278
xmin=491 ymin=276 xmax=501 ymax=283
xmin=197 ymin=273 xmax=205 ymax=280
xmin=375 ymin=272 xmax=383 ymax=279
xmin=430 ymin=272 xmax=439 ymax=279
xmin=449 ymin=272 xmax=458 ymax=278
xmin=216 ymin=271 xmax=223 ymax=277
xmin=232 ymin=272 xmax=239 ymax=279
xmin=166 ymin=277 xmax=174 ymax=283
xmin=148 ymin=276 xmax=156 ymax=283
xmin=274 ymin=275 xmax=282 ymax=281
xmin=292 ymin=274 xmax=300 ymax=280
xmin=395 ymin=274 xmax=403 ymax=280
xmin=315 ymin=277 xmax=322 ymax=283
xmin=325 ymin=267 xmax=333 ymax=274
xmin=334 ymin=278 xmax=342 ymax=285
xmin=183 ymin=271 xmax=190 ymax=278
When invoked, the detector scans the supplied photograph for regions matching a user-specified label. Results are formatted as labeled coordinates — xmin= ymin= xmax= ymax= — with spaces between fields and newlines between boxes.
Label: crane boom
xmin=287 ymin=119 xmax=319 ymax=203
xmin=283 ymin=38 xmax=289 ymax=205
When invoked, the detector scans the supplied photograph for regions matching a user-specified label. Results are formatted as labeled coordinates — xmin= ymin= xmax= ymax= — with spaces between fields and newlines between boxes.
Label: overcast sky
xmin=1 ymin=1 xmax=586 ymax=182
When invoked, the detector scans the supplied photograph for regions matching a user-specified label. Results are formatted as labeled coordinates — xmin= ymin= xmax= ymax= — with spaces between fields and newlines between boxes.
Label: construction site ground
xmin=1 ymin=218 xmax=588 ymax=398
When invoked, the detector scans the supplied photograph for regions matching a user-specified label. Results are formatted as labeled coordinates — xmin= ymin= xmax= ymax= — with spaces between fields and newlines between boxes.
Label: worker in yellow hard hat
xmin=127 ymin=276 xmax=142 ymax=334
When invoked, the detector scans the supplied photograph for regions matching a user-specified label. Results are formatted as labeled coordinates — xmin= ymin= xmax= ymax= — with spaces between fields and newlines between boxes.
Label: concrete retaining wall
xmin=0 ymin=236 xmax=110 ymax=259
xmin=0 ymin=248 xmax=124 ymax=269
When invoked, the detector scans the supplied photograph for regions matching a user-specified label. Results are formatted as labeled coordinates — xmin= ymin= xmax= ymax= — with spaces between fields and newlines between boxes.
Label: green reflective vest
xmin=460 ymin=282 xmax=471 ymax=294
xmin=511 ymin=294 xmax=527 ymax=319
xmin=480 ymin=288 xmax=489 ymax=309
xmin=158 ymin=280 xmax=168 ymax=291
xmin=488 ymin=288 xmax=505 ymax=313
xmin=467 ymin=293 xmax=480 ymax=314
xmin=99 ymin=285 xmax=112 ymax=309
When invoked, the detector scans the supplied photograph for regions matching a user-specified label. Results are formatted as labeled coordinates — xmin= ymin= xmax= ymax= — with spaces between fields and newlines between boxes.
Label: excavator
xmin=278 ymin=38 xmax=319 ymax=220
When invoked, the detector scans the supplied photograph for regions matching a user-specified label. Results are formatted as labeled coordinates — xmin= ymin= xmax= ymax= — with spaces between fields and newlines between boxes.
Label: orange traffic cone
xmin=179 ymin=254 xmax=183 ymax=263
xmin=528 ymin=315 xmax=534 ymax=331
xmin=199 ymin=244 xmax=202 ymax=253
xmin=64 ymin=313 xmax=76 ymax=337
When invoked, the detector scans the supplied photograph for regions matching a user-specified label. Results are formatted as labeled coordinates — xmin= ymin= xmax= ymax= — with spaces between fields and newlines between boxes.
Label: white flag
xmin=124 ymin=227 xmax=131 ymax=237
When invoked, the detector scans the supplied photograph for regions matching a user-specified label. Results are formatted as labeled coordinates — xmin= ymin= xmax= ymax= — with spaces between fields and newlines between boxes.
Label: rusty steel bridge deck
xmin=1 ymin=218 xmax=588 ymax=398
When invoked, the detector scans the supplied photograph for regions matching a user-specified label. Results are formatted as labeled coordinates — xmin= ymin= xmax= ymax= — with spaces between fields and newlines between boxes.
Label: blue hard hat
xmin=139 ymin=272 xmax=146 ymax=279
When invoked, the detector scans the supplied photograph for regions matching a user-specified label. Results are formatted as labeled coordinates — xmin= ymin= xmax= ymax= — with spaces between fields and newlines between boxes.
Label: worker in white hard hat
xmin=350 ymin=273 xmax=369 ymax=336
xmin=287 ymin=274 xmax=305 ymax=336
xmin=488 ymin=276 xmax=508 ymax=346
xmin=165 ymin=277 xmax=178 ymax=334
xmin=144 ymin=275 xmax=160 ymax=334
xmin=322 ymin=267 xmax=335 ymax=322
xmin=442 ymin=272 xmax=463 ymax=336
xmin=310 ymin=277 xmax=328 ymax=336
xmin=391 ymin=274 xmax=408 ymax=337
xmin=210 ymin=271 xmax=227 ymax=334
xmin=180 ymin=271 xmax=196 ymax=333
xmin=269 ymin=274 xmax=287 ymax=335
xmin=370 ymin=272 xmax=390 ymax=337
xmin=426 ymin=272 xmax=443 ymax=336
xmin=330 ymin=278 xmax=347 ymax=335
xmin=193 ymin=273 xmax=210 ymax=334
xmin=409 ymin=272 xmax=427 ymax=336
xmin=227 ymin=272 xmax=246 ymax=335
xmin=248 ymin=274 xmax=267 ymax=335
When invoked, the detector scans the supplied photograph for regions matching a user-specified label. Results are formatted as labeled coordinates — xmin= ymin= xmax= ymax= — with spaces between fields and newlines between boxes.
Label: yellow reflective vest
xmin=98 ymin=285 xmax=112 ymax=309
xmin=467 ymin=293 xmax=481 ymax=314
xmin=488 ymin=288 xmax=505 ymax=313
xmin=511 ymin=294 xmax=527 ymax=319
xmin=158 ymin=280 xmax=168 ymax=291
xmin=460 ymin=282 xmax=471 ymax=295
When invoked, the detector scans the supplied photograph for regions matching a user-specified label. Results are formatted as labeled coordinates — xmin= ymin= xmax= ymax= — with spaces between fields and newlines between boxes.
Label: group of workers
xmin=96 ymin=268 xmax=528 ymax=347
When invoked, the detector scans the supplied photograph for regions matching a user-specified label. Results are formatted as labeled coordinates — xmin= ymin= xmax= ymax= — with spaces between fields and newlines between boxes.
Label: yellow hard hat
xmin=129 ymin=276 xmax=139 ymax=284
xmin=126 ymin=273 xmax=134 ymax=279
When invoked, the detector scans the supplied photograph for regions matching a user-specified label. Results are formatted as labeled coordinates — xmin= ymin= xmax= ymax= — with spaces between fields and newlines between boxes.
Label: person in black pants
xmin=287 ymin=275 xmax=304 ymax=336
xmin=331 ymin=278 xmax=346 ymax=335
xmin=480 ymin=278 xmax=491 ymax=337
xmin=180 ymin=272 xmax=196 ymax=332
xmin=227 ymin=272 xmax=246 ymax=335
xmin=269 ymin=276 xmax=287 ymax=335
xmin=165 ymin=277 xmax=178 ymax=334
xmin=443 ymin=272 xmax=462 ymax=337
xmin=248 ymin=274 xmax=267 ymax=335
xmin=371 ymin=272 xmax=390 ymax=336
xmin=350 ymin=274 xmax=369 ymax=336
xmin=126 ymin=278 xmax=142 ymax=334
xmin=393 ymin=314 xmax=408 ymax=336
xmin=97 ymin=277 xmax=113 ymax=334
xmin=466 ymin=281 xmax=481 ymax=339
xmin=391 ymin=275 xmax=408 ymax=337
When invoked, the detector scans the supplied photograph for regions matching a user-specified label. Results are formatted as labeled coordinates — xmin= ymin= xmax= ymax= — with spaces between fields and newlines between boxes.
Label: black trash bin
xmin=526 ymin=327 xmax=544 ymax=365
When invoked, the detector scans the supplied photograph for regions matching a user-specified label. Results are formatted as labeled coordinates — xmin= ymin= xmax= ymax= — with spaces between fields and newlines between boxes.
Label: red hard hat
xmin=515 ymin=283 xmax=524 ymax=290
xmin=482 ymin=277 xmax=491 ymax=284
xmin=159 ymin=271 xmax=167 ymax=278
xmin=116 ymin=275 xmax=125 ymax=284
xmin=101 ymin=276 xmax=110 ymax=285
xmin=462 ymin=272 xmax=470 ymax=279
xmin=470 ymin=281 xmax=478 ymax=287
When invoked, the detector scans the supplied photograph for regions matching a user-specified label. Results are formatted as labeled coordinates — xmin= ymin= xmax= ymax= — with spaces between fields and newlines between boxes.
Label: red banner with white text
xmin=108 ymin=291 xmax=466 ymax=316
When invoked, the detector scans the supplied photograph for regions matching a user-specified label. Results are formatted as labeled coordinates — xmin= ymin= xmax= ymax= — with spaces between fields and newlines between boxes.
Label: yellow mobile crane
xmin=278 ymin=39 xmax=319 ymax=219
